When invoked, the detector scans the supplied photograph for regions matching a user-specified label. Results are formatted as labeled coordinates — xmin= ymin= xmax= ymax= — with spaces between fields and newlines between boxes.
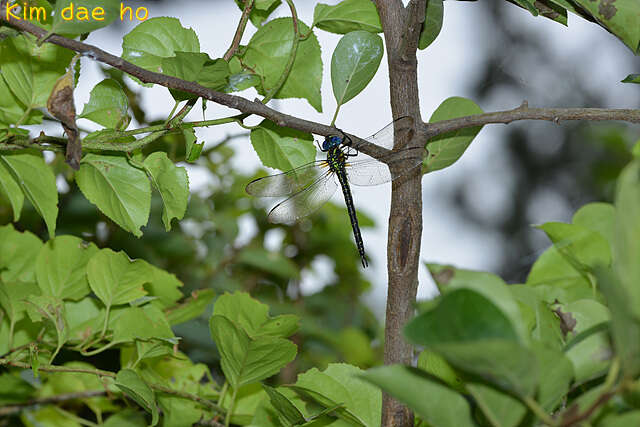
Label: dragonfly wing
xmin=267 ymin=170 xmax=339 ymax=224
xmin=346 ymin=147 xmax=424 ymax=186
xmin=246 ymin=160 xmax=328 ymax=197
xmin=364 ymin=116 xmax=414 ymax=149
xmin=345 ymin=156 xmax=391 ymax=186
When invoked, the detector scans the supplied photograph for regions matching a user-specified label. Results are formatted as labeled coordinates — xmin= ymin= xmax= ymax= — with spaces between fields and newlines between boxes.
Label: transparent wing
xmin=346 ymin=146 xmax=424 ymax=186
xmin=246 ymin=160 xmax=329 ymax=197
xmin=267 ymin=170 xmax=339 ymax=224
xmin=363 ymin=116 xmax=414 ymax=149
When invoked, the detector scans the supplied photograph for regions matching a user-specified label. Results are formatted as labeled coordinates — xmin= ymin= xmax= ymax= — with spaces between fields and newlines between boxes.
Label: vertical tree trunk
xmin=375 ymin=1 xmax=426 ymax=426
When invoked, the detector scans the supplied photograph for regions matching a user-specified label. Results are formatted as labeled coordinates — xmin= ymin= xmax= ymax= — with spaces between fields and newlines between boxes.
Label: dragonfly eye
xmin=330 ymin=136 xmax=342 ymax=145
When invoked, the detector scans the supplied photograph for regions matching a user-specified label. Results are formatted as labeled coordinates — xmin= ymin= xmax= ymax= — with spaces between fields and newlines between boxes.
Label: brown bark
xmin=375 ymin=1 xmax=426 ymax=425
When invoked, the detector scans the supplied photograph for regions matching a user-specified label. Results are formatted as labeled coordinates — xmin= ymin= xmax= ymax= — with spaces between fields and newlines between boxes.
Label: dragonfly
xmin=245 ymin=117 xmax=422 ymax=268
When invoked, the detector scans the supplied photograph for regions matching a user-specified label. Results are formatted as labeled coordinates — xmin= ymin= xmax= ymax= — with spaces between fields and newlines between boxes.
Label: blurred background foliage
xmin=446 ymin=1 xmax=640 ymax=283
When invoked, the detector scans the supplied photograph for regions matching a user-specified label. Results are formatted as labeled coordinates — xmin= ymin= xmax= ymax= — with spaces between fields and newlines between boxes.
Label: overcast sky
xmin=70 ymin=0 xmax=640 ymax=317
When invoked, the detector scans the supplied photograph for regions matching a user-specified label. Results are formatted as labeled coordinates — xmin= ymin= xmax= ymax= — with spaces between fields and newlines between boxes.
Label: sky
xmin=68 ymin=0 xmax=640 ymax=317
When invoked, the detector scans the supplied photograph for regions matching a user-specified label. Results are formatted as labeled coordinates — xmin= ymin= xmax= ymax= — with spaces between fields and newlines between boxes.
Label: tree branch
xmin=424 ymin=101 xmax=640 ymax=137
xmin=0 ymin=4 xmax=386 ymax=159
xmin=400 ymin=0 xmax=426 ymax=60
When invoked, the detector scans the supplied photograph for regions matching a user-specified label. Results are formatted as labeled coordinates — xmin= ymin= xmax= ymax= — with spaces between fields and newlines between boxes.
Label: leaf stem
xmin=224 ymin=386 xmax=238 ymax=427
xmin=522 ymin=395 xmax=558 ymax=426
xmin=330 ymin=104 xmax=341 ymax=127
xmin=224 ymin=0 xmax=254 ymax=61
xmin=262 ymin=0 xmax=300 ymax=105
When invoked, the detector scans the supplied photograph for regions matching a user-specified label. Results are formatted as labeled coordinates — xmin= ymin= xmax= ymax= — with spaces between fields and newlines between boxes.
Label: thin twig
xmin=0 ymin=360 xmax=117 ymax=378
xmin=224 ymin=0 xmax=254 ymax=61
xmin=0 ymin=391 xmax=107 ymax=416
xmin=0 ymin=360 xmax=225 ymax=416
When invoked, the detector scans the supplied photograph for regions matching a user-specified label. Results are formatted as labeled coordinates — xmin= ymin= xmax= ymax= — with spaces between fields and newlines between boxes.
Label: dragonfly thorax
xmin=322 ymin=135 xmax=343 ymax=151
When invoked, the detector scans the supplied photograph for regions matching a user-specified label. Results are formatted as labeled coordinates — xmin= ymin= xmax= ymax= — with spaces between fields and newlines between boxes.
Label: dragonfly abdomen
xmin=336 ymin=167 xmax=368 ymax=268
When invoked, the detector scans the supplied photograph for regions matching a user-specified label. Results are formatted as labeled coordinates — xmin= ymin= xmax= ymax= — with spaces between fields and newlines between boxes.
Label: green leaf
xmin=613 ymin=159 xmax=640 ymax=316
xmin=571 ymin=0 xmax=640 ymax=53
xmin=405 ymin=289 xmax=520 ymax=345
xmin=121 ymin=17 xmax=200 ymax=85
xmin=466 ymin=383 xmax=526 ymax=427
xmin=419 ymin=0 xmax=444 ymax=50
xmin=313 ymin=0 xmax=382 ymax=34
xmin=161 ymin=52 xmax=229 ymax=100
xmin=76 ymin=154 xmax=151 ymax=237
xmin=622 ymin=74 xmax=640 ymax=83
xmin=559 ymin=299 xmax=610 ymax=383
xmin=183 ymin=128 xmax=203 ymax=163
xmin=537 ymin=222 xmax=611 ymax=274
xmin=0 ymin=34 xmax=74 ymax=109
xmin=572 ymin=202 xmax=615 ymax=245
xmin=51 ymin=0 xmax=119 ymax=34
xmin=166 ymin=289 xmax=215 ymax=325
xmin=532 ymin=345 xmax=574 ymax=411
xmin=0 ymin=151 xmax=58 ymax=238
xmin=0 ymin=373 xmax=35 ymax=405
xmin=508 ymin=285 xmax=564 ymax=349
xmin=103 ymin=409 xmax=148 ymax=427
xmin=425 ymin=97 xmax=484 ymax=173
xmin=291 ymin=363 xmax=381 ymax=426
xmin=112 ymin=305 xmax=175 ymax=343
xmin=331 ymin=30 xmax=383 ymax=107
xmin=417 ymin=350 xmax=465 ymax=393
xmin=0 ymin=76 xmax=41 ymax=125
xmin=242 ymin=18 xmax=323 ymax=111
xmin=599 ymin=411 xmax=640 ymax=427
xmin=115 ymin=369 xmax=159 ymax=426
xmin=197 ymin=58 xmax=231 ymax=91
xmin=35 ymin=235 xmax=99 ymax=300
xmin=161 ymin=52 xmax=208 ymax=100
xmin=79 ymin=79 xmax=130 ymax=129
xmin=262 ymin=385 xmax=307 ymax=425
xmin=596 ymin=267 xmax=640 ymax=378
xmin=143 ymin=152 xmax=189 ymax=231
xmin=65 ymin=298 xmax=104 ymax=342
xmin=235 ymin=0 xmax=282 ymax=27
xmin=0 ymin=281 xmax=40 ymax=325
xmin=209 ymin=315 xmax=297 ymax=388
xmin=426 ymin=264 xmax=528 ymax=341
xmin=363 ymin=366 xmax=475 ymax=427
xmin=250 ymin=120 xmax=315 ymax=172
xmin=213 ymin=291 xmax=298 ymax=338
xmin=0 ymin=225 xmax=43 ymax=283
xmin=237 ymin=247 xmax=301 ymax=279
xmin=23 ymin=295 xmax=68 ymax=354
xmin=86 ymin=248 xmax=149 ymax=309
xmin=0 ymin=158 xmax=24 ymax=221
xmin=213 ymin=292 xmax=269 ymax=337
xmin=433 ymin=340 xmax=538 ymax=397
xmin=526 ymin=245 xmax=593 ymax=304
xmin=141 ymin=263 xmax=183 ymax=309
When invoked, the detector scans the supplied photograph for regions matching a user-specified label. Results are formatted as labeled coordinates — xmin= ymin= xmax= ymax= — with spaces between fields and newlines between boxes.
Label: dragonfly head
xmin=322 ymin=135 xmax=342 ymax=150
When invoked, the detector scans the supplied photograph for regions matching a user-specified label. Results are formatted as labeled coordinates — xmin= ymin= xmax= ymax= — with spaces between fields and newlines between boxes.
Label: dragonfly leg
xmin=315 ymin=139 xmax=327 ymax=152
